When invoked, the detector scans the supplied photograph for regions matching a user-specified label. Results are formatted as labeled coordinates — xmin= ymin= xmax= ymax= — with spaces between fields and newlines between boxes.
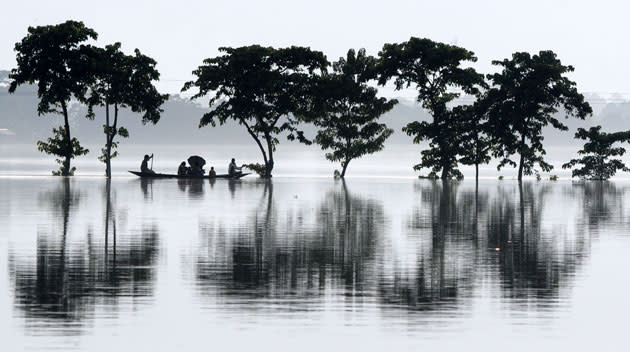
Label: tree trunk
xmin=105 ymin=104 xmax=119 ymax=178
xmin=264 ymin=132 xmax=274 ymax=178
xmin=517 ymin=153 xmax=524 ymax=181
xmin=105 ymin=103 xmax=111 ymax=178
xmin=241 ymin=118 xmax=269 ymax=178
xmin=61 ymin=101 xmax=71 ymax=176
xmin=518 ymin=180 xmax=524 ymax=241
xmin=340 ymin=159 xmax=350 ymax=178
xmin=441 ymin=159 xmax=449 ymax=181
xmin=475 ymin=162 xmax=479 ymax=184
xmin=517 ymin=133 xmax=526 ymax=181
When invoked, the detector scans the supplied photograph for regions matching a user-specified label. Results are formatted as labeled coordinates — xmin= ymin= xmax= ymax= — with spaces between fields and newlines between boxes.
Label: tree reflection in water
xmin=378 ymin=181 xmax=483 ymax=311
xmin=195 ymin=180 xmax=385 ymax=299
xmin=9 ymin=179 xmax=160 ymax=330
xmin=193 ymin=179 xmax=602 ymax=316
xmin=486 ymin=182 xmax=589 ymax=304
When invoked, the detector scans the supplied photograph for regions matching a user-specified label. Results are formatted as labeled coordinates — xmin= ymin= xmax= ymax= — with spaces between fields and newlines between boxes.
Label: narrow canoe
xmin=128 ymin=171 xmax=251 ymax=179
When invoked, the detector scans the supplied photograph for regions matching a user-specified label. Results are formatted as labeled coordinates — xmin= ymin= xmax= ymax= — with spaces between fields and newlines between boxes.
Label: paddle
xmin=150 ymin=153 xmax=154 ymax=170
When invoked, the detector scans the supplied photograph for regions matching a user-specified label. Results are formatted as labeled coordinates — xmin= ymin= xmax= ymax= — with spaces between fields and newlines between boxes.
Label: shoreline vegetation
xmin=5 ymin=20 xmax=629 ymax=181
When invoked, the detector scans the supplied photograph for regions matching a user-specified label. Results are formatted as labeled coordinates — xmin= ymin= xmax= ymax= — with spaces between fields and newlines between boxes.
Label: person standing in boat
xmin=141 ymin=154 xmax=155 ymax=174
xmin=228 ymin=158 xmax=242 ymax=177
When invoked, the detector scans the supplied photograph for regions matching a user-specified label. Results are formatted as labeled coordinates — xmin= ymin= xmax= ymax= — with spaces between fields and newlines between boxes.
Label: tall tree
xmin=303 ymin=49 xmax=397 ymax=177
xmin=85 ymin=43 xmax=168 ymax=178
xmin=8 ymin=20 xmax=96 ymax=176
xmin=182 ymin=45 xmax=327 ymax=178
xmin=562 ymin=126 xmax=630 ymax=180
xmin=458 ymin=97 xmax=493 ymax=183
xmin=486 ymin=51 xmax=592 ymax=181
xmin=377 ymin=37 xmax=486 ymax=180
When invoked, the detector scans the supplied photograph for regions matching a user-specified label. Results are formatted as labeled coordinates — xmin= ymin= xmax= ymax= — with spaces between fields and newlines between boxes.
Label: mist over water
xmin=0 ymin=143 xmax=593 ymax=179
xmin=1 ymin=176 xmax=629 ymax=351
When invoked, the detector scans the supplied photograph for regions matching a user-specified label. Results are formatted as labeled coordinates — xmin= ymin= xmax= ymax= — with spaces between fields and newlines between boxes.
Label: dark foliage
xmin=85 ymin=43 xmax=168 ymax=177
xmin=9 ymin=20 xmax=97 ymax=175
xmin=182 ymin=45 xmax=328 ymax=177
xmin=486 ymin=51 xmax=592 ymax=180
xmin=377 ymin=37 xmax=486 ymax=180
xmin=302 ymin=49 xmax=396 ymax=177
xmin=562 ymin=126 xmax=630 ymax=180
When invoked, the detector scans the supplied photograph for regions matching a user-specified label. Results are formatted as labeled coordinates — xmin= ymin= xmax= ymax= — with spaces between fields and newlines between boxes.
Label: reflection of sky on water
xmin=1 ymin=177 xmax=629 ymax=351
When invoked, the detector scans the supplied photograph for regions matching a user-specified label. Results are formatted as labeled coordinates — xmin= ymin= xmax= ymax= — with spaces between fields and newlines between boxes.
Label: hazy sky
xmin=1 ymin=0 xmax=629 ymax=98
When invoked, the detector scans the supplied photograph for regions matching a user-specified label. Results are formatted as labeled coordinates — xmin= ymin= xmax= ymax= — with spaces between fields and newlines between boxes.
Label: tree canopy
xmin=9 ymin=20 xmax=97 ymax=175
xmin=302 ymin=48 xmax=396 ymax=177
xmin=377 ymin=37 xmax=486 ymax=180
xmin=457 ymin=98 xmax=493 ymax=182
xmin=486 ymin=51 xmax=592 ymax=180
xmin=182 ymin=45 xmax=328 ymax=177
xmin=85 ymin=42 xmax=168 ymax=177
xmin=562 ymin=126 xmax=630 ymax=180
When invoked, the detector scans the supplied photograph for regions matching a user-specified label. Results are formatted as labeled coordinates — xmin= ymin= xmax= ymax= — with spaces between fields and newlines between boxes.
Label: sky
xmin=1 ymin=0 xmax=630 ymax=99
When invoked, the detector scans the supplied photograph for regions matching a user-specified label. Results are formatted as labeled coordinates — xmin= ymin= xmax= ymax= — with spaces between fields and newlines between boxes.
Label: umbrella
xmin=187 ymin=155 xmax=206 ymax=168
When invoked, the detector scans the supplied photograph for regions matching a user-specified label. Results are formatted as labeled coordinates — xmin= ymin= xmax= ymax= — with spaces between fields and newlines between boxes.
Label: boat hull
xmin=128 ymin=171 xmax=251 ymax=179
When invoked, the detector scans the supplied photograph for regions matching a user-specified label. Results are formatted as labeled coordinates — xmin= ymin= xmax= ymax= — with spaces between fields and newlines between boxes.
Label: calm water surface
xmin=1 ymin=177 xmax=629 ymax=351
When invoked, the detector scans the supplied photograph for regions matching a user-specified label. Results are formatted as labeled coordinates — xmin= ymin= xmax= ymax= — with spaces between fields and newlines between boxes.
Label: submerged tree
xmin=85 ymin=43 xmax=168 ymax=178
xmin=562 ymin=126 xmax=630 ymax=180
xmin=9 ymin=20 xmax=96 ymax=176
xmin=182 ymin=45 xmax=328 ymax=178
xmin=377 ymin=37 xmax=486 ymax=180
xmin=458 ymin=97 xmax=493 ymax=183
xmin=303 ymin=49 xmax=397 ymax=177
xmin=486 ymin=51 xmax=592 ymax=181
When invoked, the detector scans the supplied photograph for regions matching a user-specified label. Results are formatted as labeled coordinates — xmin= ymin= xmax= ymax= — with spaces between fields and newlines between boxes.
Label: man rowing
xmin=141 ymin=154 xmax=155 ymax=174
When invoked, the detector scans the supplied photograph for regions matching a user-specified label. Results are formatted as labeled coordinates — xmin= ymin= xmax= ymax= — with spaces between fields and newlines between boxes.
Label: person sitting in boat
xmin=141 ymin=154 xmax=155 ymax=174
xmin=177 ymin=161 xmax=188 ymax=176
xmin=228 ymin=158 xmax=242 ymax=177
xmin=190 ymin=163 xmax=205 ymax=176
xmin=209 ymin=166 xmax=216 ymax=177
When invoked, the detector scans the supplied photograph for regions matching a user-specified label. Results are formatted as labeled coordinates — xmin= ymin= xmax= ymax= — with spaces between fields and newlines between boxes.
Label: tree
xmin=85 ymin=43 xmax=168 ymax=178
xmin=458 ymin=97 xmax=493 ymax=183
xmin=377 ymin=37 xmax=486 ymax=180
xmin=562 ymin=126 xmax=630 ymax=180
xmin=486 ymin=51 xmax=592 ymax=181
xmin=303 ymin=49 xmax=396 ymax=177
xmin=182 ymin=45 xmax=328 ymax=178
xmin=8 ymin=20 xmax=96 ymax=176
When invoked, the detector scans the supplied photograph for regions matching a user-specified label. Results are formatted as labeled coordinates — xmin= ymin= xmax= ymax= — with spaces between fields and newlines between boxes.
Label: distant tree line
xmin=8 ymin=20 xmax=630 ymax=180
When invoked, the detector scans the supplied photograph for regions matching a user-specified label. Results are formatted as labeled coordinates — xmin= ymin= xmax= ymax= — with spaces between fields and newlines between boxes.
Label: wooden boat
xmin=128 ymin=171 xmax=251 ymax=179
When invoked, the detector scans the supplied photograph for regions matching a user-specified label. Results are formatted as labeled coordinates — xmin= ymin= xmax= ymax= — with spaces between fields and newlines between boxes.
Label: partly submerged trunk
xmin=264 ymin=132 xmax=274 ymax=178
xmin=104 ymin=104 xmax=119 ymax=178
xmin=61 ymin=101 xmax=72 ymax=176
xmin=475 ymin=162 xmax=479 ymax=184
xmin=105 ymin=103 xmax=111 ymax=178
xmin=440 ymin=159 xmax=450 ymax=181
xmin=517 ymin=132 xmax=526 ymax=181
xmin=241 ymin=118 xmax=271 ymax=178
xmin=340 ymin=159 xmax=351 ymax=178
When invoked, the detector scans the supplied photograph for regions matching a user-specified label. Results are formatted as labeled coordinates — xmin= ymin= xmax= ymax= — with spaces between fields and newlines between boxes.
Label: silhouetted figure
xmin=141 ymin=154 xmax=155 ymax=174
xmin=209 ymin=166 xmax=216 ymax=177
xmin=190 ymin=163 xmax=205 ymax=176
xmin=228 ymin=158 xmax=242 ymax=177
xmin=177 ymin=161 xmax=189 ymax=176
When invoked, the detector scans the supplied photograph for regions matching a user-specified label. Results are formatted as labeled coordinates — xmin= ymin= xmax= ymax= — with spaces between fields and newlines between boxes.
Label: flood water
xmin=1 ymin=177 xmax=629 ymax=351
